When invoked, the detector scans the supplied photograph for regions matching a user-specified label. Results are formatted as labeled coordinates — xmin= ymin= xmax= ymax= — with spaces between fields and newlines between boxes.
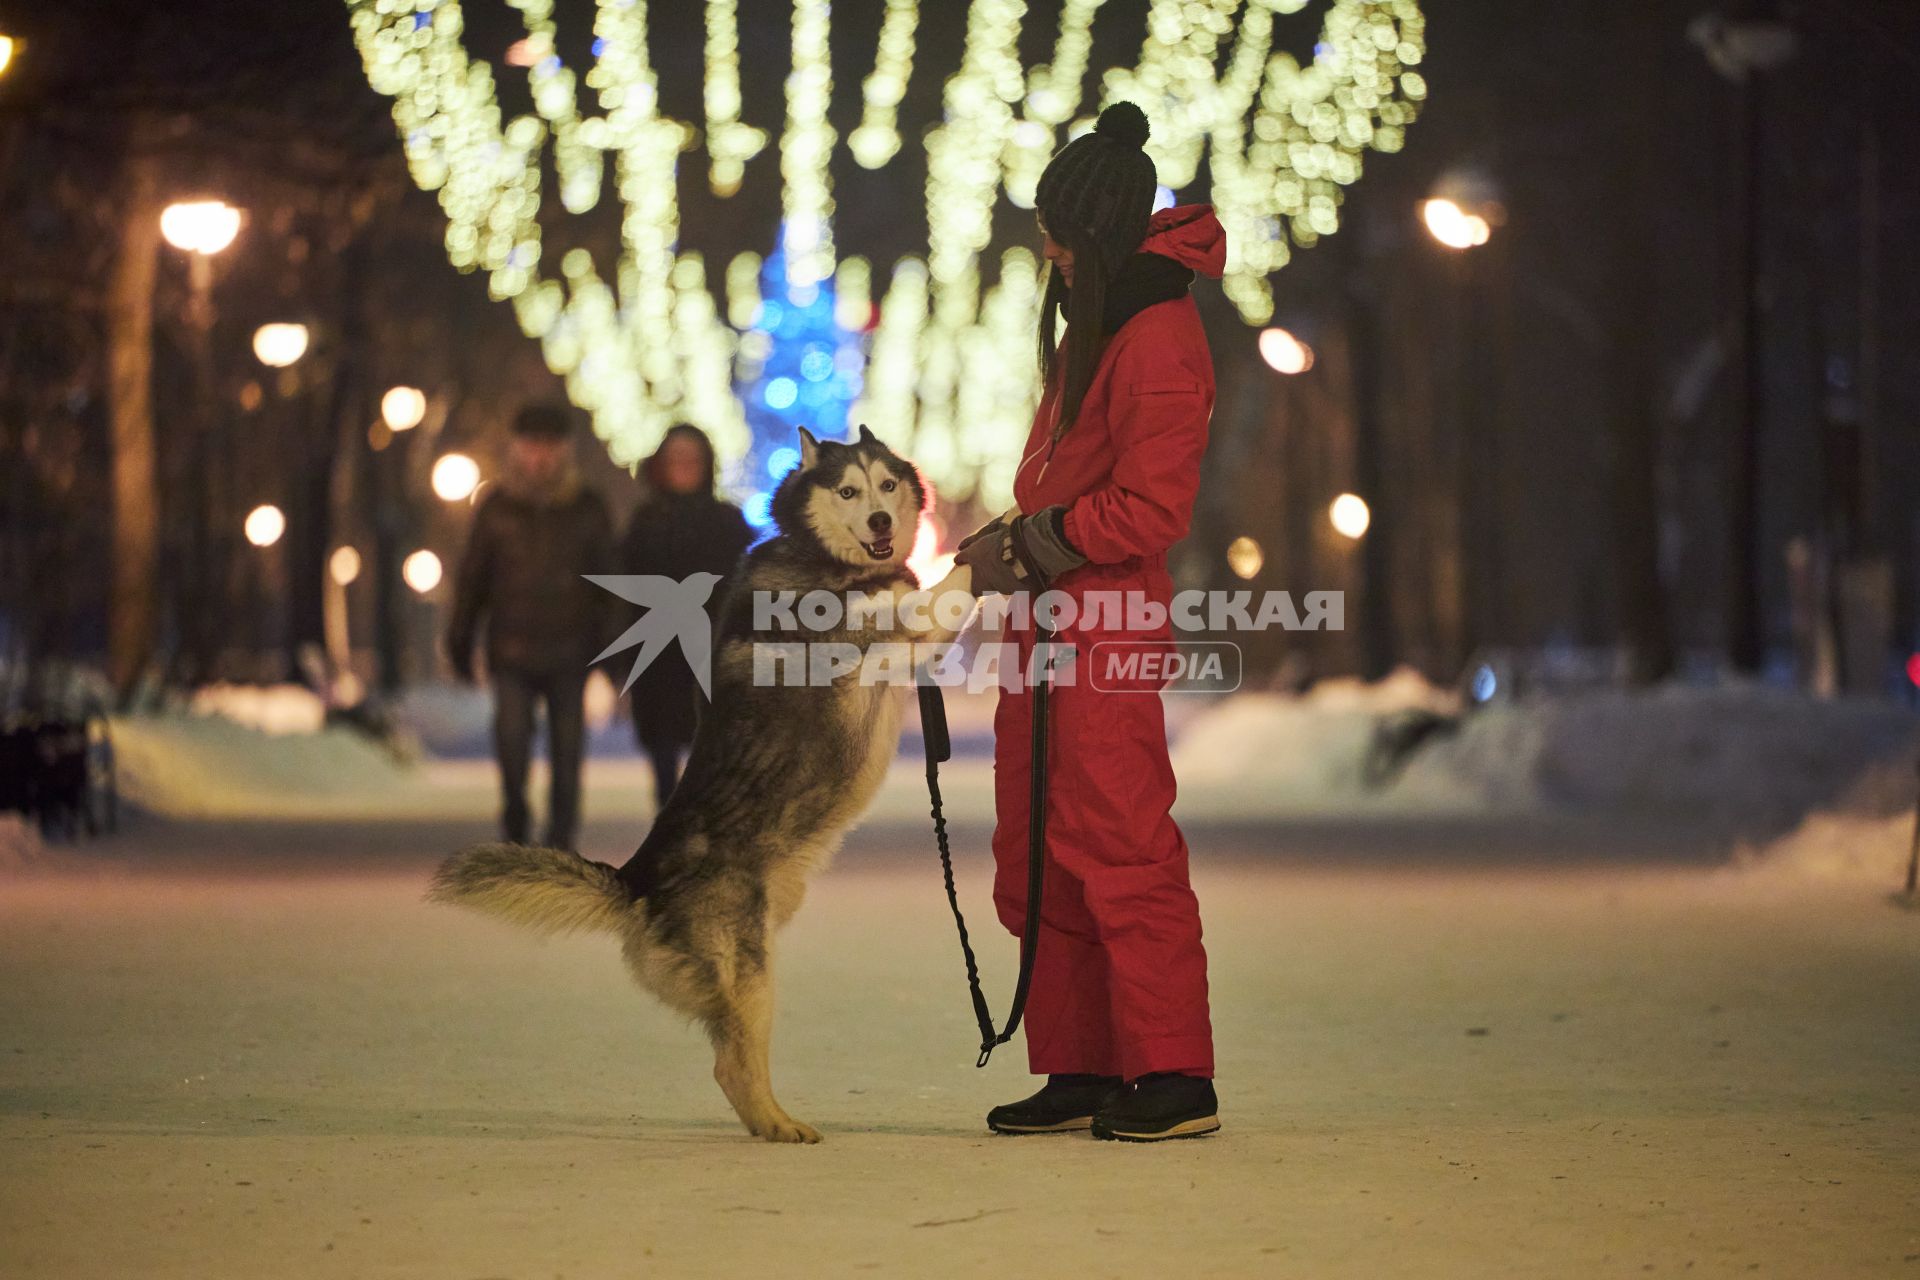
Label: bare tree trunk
xmin=106 ymin=146 xmax=162 ymax=702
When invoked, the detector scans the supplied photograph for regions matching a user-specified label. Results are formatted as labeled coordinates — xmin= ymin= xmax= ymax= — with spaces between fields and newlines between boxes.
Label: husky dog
xmin=431 ymin=426 xmax=974 ymax=1142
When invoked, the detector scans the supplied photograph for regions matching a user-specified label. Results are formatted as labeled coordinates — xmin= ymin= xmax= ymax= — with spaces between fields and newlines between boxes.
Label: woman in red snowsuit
xmin=956 ymin=103 xmax=1222 ymax=1141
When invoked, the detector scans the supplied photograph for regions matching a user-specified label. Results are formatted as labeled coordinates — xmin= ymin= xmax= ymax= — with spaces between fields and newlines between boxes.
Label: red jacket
xmin=1011 ymin=204 xmax=1225 ymax=650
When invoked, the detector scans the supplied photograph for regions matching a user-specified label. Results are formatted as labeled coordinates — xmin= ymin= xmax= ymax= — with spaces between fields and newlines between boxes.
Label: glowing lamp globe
xmin=252 ymin=323 xmax=310 ymax=368
xmin=402 ymin=550 xmax=444 ymax=594
xmin=1258 ymin=328 xmax=1314 ymax=375
xmin=244 ymin=504 xmax=287 ymax=548
xmin=381 ymin=386 xmax=427 ymax=432
xmin=1226 ymin=536 xmax=1265 ymax=580
xmin=432 ymin=453 xmax=481 ymax=502
xmin=1329 ymin=493 xmax=1371 ymax=540
xmin=329 ymin=546 xmax=362 ymax=586
xmin=1421 ymin=198 xmax=1491 ymax=250
xmin=159 ymin=200 xmax=242 ymax=255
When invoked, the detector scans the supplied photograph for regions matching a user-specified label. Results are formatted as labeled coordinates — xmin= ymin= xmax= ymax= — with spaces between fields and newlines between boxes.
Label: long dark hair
xmin=1036 ymin=225 xmax=1114 ymax=443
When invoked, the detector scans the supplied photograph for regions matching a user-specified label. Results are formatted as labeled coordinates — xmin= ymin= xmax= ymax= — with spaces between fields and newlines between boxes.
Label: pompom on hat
xmin=1034 ymin=102 xmax=1160 ymax=280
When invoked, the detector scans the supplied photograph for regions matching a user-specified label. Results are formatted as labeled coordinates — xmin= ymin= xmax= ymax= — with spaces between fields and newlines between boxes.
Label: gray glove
xmin=953 ymin=505 xmax=1086 ymax=595
xmin=955 ymin=514 xmax=1006 ymax=552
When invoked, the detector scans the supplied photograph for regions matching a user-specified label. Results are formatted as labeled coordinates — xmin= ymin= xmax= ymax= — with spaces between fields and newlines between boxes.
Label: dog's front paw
xmin=758 ymin=1116 xmax=822 ymax=1144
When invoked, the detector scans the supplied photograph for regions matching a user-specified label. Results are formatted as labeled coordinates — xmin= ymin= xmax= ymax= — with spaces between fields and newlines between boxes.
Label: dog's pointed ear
xmin=855 ymin=424 xmax=877 ymax=448
xmin=797 ymin=427 xmax=820 ymax=470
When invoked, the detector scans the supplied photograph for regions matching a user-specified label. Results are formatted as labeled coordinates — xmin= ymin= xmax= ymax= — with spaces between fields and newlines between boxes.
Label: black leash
xmin=919 ymin=631 xmax=1052 ymax=1068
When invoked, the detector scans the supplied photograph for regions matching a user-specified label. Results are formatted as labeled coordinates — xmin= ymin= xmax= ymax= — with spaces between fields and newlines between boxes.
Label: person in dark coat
xmin=617 ymin=424 xmax=753 ymax=806
xmin=446 ymin=404 xmax=613 ymax=851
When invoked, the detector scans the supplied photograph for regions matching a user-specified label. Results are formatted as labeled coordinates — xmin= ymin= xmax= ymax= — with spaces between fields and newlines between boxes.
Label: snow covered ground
xmin=7 ymin=676 xmax=1919 ymax=1274
xmin=3 ymin=849 xmax=1917 ymax=1278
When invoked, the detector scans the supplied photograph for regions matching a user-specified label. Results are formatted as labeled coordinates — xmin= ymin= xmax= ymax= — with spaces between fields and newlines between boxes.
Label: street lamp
xmin=431 ymin=453 xmax=481 ymax=502
xmin=1329 ymin=493 xmax=1371 ymax=540
xmin=1421 ymin=198 xmax=1491 ymax=250
xmin=1258 ymin=327 xmax=1314 ymax=375
xmin=159 ymin=199 xmax=244 ymax=678
xmin=1226 ymin=535 xmax=1264 ymax=580
xmin=244 ymin=504 xmax=287 ymax=548
xmin=1420 ymin=171 xmax=1502 ymax=251
xmin=329 ymin=546 xmax=362 ymax=586
xmin=402 ymin=550 xmax=444 ymax=594
xmin=159 ymin=200 xmax=242 ymax=256
xmin=251 ymin=322 xmax=310 ymax=368
xmin=0 ymin=34 xmax=18 ymax=77
xmin=381 ymin=385 xmax=427 ymax=432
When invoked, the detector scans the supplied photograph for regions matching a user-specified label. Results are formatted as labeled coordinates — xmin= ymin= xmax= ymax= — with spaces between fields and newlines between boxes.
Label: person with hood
xmin=446 ymin=404 xmax=613 ymax=853
xmin=617 ymin=423 xmax=754 ymax=805
xmin=955 ymin=102 xmax=1224 ymax=1142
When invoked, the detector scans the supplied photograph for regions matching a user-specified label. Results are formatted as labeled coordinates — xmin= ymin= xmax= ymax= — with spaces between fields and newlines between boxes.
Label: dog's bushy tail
xmin=428 ymin=843 xmax=636 ymax=936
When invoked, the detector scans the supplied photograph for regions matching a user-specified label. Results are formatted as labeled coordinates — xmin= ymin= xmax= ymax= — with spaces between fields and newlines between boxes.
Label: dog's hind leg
xmin=709 ymin=955 xmax=819 ymax=1144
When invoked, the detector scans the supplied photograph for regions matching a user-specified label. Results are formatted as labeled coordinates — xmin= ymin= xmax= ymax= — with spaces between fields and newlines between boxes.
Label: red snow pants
xmin=990 ymin=632 xmax=1214 ymax=1081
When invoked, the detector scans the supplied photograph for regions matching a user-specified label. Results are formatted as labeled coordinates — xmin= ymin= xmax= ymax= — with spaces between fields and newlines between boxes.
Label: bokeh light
xmin=1329 ymin=493 xmax=1371 ymax=540
xmin=159 ymin=200 xmax=242 ymax=255
xmin=244 ymin=504 xmax=286 ymax=548
xmin=1226 ymin=535 xmax=1264 ymax=580
xmin=1421 ymin=197 xmax=1491 ymax=249
xmin=329 ymin=546 xmax=362 ymax=586
xmin=432 ymin=453 xmax=481 ymax=502
xmin=381 ymin=386 xmax=427 ymax=432
xmin=402 ymin=550 xmax=443 ymax=594
xmin=251 ymin=323 xmax=310 ymax=368
xmin=1258 ymin=328 xmax=1314 ymax=375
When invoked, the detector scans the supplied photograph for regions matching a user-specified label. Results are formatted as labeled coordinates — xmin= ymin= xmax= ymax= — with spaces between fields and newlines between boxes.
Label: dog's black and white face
xmin=771 ymin=425 xmax=927 ymax=569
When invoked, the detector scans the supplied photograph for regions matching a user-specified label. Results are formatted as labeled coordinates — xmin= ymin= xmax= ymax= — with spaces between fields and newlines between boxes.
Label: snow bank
xmin=1737 ymin=808 xmax=1915 ymax=886
xmin=186 ymin=682 xmax=328 ymax=735
xmin=110 ymin=713 xmax=420 ymax=820
xmin=1432 ymin=685 xmax=1916 ymax=825
xmin=97 ymin=675 xmax=1920 ymax=838
xmin=1172 ymin=678 xmax=1918 ymax=828
xmin=1733 ymin=753 xmax=1920 ymax=885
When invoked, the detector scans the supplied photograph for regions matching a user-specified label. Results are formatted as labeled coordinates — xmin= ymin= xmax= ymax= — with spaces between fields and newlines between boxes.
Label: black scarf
xmin=1099 ymin=252 xmax=1194 ymax=334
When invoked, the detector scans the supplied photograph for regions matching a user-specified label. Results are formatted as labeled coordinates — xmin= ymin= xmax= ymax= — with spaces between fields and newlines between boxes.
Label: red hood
xmin=1138 ymin=204 xmax=1226 ymax=279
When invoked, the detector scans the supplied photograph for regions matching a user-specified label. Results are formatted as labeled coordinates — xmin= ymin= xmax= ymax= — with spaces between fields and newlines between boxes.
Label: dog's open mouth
xmin=861 ymin=535 xmax=894 ymax=561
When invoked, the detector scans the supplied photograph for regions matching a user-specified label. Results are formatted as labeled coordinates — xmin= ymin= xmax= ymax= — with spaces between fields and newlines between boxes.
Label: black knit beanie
xmin=511 ymin=404 xmax=576 ymax=439
xmin=1034 ymin=102 xmax=1158 ymax=280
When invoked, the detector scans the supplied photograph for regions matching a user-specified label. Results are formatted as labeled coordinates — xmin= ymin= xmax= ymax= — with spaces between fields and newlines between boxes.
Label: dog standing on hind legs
xmin=430 ymin=426 xmax=977 ymax=1142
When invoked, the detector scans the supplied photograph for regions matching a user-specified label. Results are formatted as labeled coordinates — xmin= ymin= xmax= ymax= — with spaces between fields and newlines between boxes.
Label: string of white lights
xmin=781 ymin=0 xmax=836 ymax=288
xmin=704 ymin=0 xmax=768 ymax=196
xmin=849 ymin=0 xmax=919 ymax=170
xmin=345 ymin=0 xmax=1426 ymax=505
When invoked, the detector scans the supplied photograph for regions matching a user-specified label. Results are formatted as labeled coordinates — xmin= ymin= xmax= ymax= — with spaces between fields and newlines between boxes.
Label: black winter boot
xmin=1090 ymin=1073 xmax=1220 ymax=1141
xmin=986 ymin=1074 xmax=1123 ymax=1134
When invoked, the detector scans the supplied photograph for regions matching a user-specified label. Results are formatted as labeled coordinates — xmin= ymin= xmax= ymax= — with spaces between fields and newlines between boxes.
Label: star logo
xmin=586 ymin=573 xmax=727 ymax=698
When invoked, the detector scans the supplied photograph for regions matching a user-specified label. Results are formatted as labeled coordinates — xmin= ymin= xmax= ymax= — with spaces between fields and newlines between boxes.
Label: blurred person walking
xmin=617 ymin=424 xmax=753 ymax=807
xmin=446 ymin=405 xmax=613 ymax=852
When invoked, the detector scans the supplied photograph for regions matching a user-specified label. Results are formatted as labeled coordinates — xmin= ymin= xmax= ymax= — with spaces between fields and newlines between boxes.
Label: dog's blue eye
xmin=881 ymin=480 xmax=896 ymax=492
xmin=838 ymin=486 xmax=856 ymax=500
